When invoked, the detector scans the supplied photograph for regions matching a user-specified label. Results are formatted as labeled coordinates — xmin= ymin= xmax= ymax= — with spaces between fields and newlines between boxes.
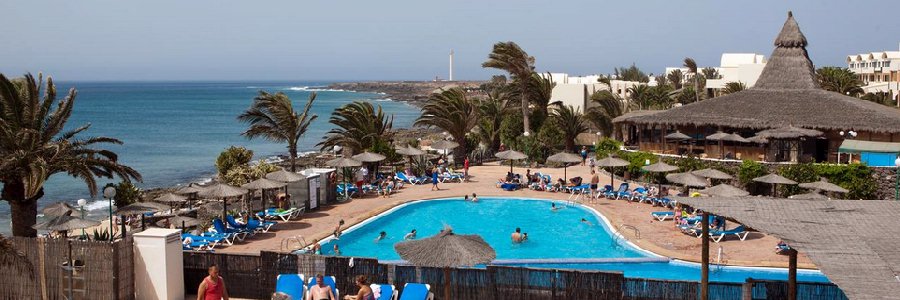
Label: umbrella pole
xmin=141 ymin=214 xmax=145 ymax=231
xmin=222 ymin=198 xmax=228 ymax=221
xmin=563 ymin=166 xmax=567 ymax=182
xmin=68 ymin=240 xmax=74 ymax=300
xmin=443 ymin=267 xmax=451 ymax=300
xmin=701 ymin=211 xmax=710 ymax=300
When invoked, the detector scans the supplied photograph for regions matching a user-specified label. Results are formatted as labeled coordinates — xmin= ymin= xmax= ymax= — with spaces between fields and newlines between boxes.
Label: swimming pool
xmin=319 ymin=197 xmax=829 ymax=283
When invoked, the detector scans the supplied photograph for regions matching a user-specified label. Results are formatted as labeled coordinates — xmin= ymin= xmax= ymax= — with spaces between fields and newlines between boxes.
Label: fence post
xmin=742 ymin=278 xmax=753 ymax=300
xmin=112 ymin=239 xmax=120 ymax=300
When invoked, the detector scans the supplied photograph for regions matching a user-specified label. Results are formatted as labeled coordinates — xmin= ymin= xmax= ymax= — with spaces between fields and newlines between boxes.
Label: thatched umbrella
xmin=666 ymin=172 xmax=710 ymax=192
xmin=265 ymin=169 xmax=304 ymax=183
xmin=597 ymin=156 xmax=630 ymax=187
xmin=394 ymin=228 xmax=495 ymax=300
xmin=42 ymin=202 xmax=76 ymax=217
xmin=199 ymin=183 xmax=248 ymax=220
xmin=154 ymin=193 xmax=187 ymax=203
xmin=176 ymin=184 xmax=204 ymax=197
xmin=430 ymin=140 xmax=459 ymax=160
xmin=789 ymin=191 xmax=830 ymax=200
xmin=692 ymin=168 xmax=733 ymax=180
xmin=352 ymin=151 xmax=386 ymax=163
xmin=242 ymin=178 xmax=288 ymax=212
xmin=115 ymin=202 xmax=171 ymax=231
xmin=33 ymin=215 xmax=101 ymax=232
xmin=495 ymin=150 xmax=527 ymax=173
xmin=327 ymin=157 xmax=363 ymax=199
xmin=706 ymin=131 xmax=731 ymax=159
xmin=546 ymin=152 xmax=583 ymax=180
xmin=798 ymin=178 xmax=849 ymax=194
xmin=699 ymin=184 xmax=750 ymax=197
xmin=753 ymin=173 xmax=798 ymax=197
xmin=396 ymin=145 xmax=426 ymax=171
xmin=157 ymin=215 xmax=201 ymax=229
xmin=642 ymin=162 xmax=678 ymax=196
xmin=665 ymin=131 xmax=692 ymax=154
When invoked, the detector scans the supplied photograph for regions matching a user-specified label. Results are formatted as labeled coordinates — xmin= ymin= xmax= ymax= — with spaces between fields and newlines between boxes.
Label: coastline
xmin=328 ymin=81 xmax=484 ymax=106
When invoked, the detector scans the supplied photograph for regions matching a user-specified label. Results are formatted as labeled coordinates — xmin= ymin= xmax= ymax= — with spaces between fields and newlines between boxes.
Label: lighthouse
xmin=449 ymin=49 xmax=454 ymax=81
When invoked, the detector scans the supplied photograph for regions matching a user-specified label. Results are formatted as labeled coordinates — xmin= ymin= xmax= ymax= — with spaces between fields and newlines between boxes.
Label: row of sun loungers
xmin=182 ymin=207 xmax=305 ymax=251
xmin=275 ymin=274 xmax=433 ymax=300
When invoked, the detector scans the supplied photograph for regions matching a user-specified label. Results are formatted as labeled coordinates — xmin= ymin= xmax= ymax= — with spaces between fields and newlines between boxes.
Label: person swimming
xmin=374 ymin=231 xmax=387 ymax=242
xmin=333 ymin=244 xmax=341 ymax=256
xmin=522 ymin=232 xmax=529 ymax=242
xmin=511 ymin=227 xmax=523 ymax=243
xmin=404 ymin=229 xmax=417 ymax=240
xmin=464 ymin=195 xmax=469 ymax=201
xmin=472 ymin=193 xmax=478 ymax=202
xmin=580 ymin=218 xmax=593 ymax=226
xmin=551 ymin=203 xmax=561 ymax=211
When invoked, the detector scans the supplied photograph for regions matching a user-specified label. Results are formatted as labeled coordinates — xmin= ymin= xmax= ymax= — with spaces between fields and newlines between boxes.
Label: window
xmin=885 ymin=61 xmax=892 ymax=67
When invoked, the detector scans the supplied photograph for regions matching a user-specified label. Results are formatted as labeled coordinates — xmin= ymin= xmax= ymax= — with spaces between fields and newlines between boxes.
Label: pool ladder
xmin=613 ymin=224 xmax=641 ymax=249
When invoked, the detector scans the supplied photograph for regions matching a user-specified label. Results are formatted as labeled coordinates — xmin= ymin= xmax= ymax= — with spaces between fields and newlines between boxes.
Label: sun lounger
xmin=614 ymin=183 xmax=631 ymax=199
xmin=182 ymin=233 xmax=225 ymax=248
xmin=258 ymin=207 xmax=302 ymax=222
xmin=182 ymin=238 xmax=213 ymax=251
xmin=500 ymin=183 xmax=519 ymax=191
xmin=440 ymin=172 xmax=463 ymax=183
xmin=601 ymin=185 xmax=616 ymax=199
xmin=275 ymin=274 xmax=306 ymax=300
xmin=307 ymin=275 xmax=340 ymax=299
xmin=372 ymin=283 xmax=398 ymax=300
xmin=399 ymin=283 xmax=433 ymax=300
xmin=396 ymin=172 xmax=425 ymax=184
xmin=212 ymin=219 xmax=246 ymax=241
xmin=225 ymin=215 xmax=254 ymax=236
xmin=630 ymin=187 xmax=648 ymax=201
xmin=651 ymin=211 xmax=675 ymax=221
xmin=567 ymin=184 xmax=591 ymax=200
xmin=705 ymin=225 xmax=750 ymax=243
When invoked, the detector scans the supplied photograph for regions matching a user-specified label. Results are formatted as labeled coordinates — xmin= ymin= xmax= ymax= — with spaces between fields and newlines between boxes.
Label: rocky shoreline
xmin=328 ymin=81 xmax=484 ymax=106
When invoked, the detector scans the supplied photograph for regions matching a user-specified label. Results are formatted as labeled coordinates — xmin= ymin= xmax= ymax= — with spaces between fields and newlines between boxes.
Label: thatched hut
xmin=615 ymin=12 xmax=900 ymax=163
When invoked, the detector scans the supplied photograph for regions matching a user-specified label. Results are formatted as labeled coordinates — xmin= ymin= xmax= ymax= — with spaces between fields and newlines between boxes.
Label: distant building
xmin=661 ymin=53 xmax=766 ymax=95
xmin=538 ymin=73 xmax=609 ymax=112
xmin=847 ymin=44 xmax=900 ymax=99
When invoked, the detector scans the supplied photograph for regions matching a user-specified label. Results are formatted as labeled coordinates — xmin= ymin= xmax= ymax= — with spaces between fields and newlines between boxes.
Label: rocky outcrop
xmin=328 ymin=81 xmax=484 ymax=106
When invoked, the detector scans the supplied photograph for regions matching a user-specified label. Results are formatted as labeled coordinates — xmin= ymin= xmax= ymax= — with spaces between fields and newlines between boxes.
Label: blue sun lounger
xmin=651 ymin=211 xmax=675 ymax=221
xmin=399 ymin=283 xmax=433 ymax=300
xmin=276 ymin=274 xmax=306 ymax=299
xmin=212 ymin=218 xmax=246 ymax=241
xmin=706 ymin=225 xmax=750 ymax=243
xmin=372 ymin=283 xmax=398 ymax=300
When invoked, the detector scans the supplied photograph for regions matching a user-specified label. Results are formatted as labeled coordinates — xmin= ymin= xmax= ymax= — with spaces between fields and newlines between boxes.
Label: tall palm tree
xmin=482 ymin=41 xmax=536 ymax=135
xmin=667 ymin=69 xmax=684 ymax=89
xmin=238 ymin=91 xmax=317 ymax=172
xmin=477 ymin=88 xmax=510 ymax=152
xmin=0 ymin=73 xmax=141 ymax=237
xmin=683 ymin=57 xmax=700 ymax=103
xmin=722 ymin=81 xmax=747 ymax=95
xmin=416 ymin=87 xmax=480 ymax=162
xmin=817 ymin=66 xmax=864 ymax=96
xmin=586 ymin=90 xmax=629 ymax=137
xmin=550 ymin=104 xmax=589 ymax=152
xmin=627 ymin=85 xmax=653 ymax=110
xmin=318 ymin=101 xmax=394 ymax=155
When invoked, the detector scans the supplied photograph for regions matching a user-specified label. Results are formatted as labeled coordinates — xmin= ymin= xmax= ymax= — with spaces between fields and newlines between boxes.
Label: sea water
xmin=0 ymin=81 xmax=421 ymax=234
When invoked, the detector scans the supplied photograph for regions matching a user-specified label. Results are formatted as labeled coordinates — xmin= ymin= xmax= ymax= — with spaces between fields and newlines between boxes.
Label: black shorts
xmin=590 ymin=184 xmax=598 ymax=190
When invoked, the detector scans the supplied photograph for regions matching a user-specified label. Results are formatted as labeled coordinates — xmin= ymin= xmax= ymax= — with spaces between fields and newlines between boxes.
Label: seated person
xmin=308 ymin=274 xmax=337 ymax=300
xmin=554 ymin=178 xmax=566 ymax=190
xmin=775 ymin=240 xmax=791 ymax=254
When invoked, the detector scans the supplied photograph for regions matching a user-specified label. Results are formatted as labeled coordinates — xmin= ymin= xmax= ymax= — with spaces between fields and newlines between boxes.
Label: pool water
xmin=320 ymin=198 xmax=829 ymax=283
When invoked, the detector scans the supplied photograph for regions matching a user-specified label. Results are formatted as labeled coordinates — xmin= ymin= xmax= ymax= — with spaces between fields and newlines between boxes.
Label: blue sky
xmin=3 ymin=0 xmax=899 ymax=81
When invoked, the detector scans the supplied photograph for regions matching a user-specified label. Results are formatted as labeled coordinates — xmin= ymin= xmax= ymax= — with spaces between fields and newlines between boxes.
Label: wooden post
xmin=742 ymin=279 xmax=754 ymax=300
xmin=443 ymin=267 xmax=451 ymax=300
xmin=788 ymin=249 xmax=798 ymax=300
xmin=701 ymin=211 xmax=710 ymax=300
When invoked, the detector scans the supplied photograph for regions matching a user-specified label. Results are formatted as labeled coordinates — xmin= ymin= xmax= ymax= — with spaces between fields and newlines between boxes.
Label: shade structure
xmin=666 ymin=172 xmax=709 ymax=187
xmin=756 ymin=126 xmax=823 ymax=139
xmin=325 ymin=157 xmax=363 ymax=168
xmin=747 ymin=135 xmax=770 ymax=144
xmin=705 ymin=131 xmax=731 ymax=141
xmin=157 ymin=215 xmax=201 ymax=228
xmin=641 ymin=162 xmax=678 ymax=173
xmin=241 ymin=178 xmax=288 ymax=190
xmin=691 ymin=168 xmax=733 ymax=180
xmin=176 ymin=185 xmax=204 ymax=195
xmin=430 ymin=140 xmax=459 ymax=151
xmin=115 ymin=202 xmax=170 ymax=216
xmin=265 ymin=169 xmax=305 ymax=183
xmin=597 ymin=156 xmax=630 ymax=187
xmin=798 ymin=179 xmax=849 ymax=193
xmin=752 ymin=173 xmax=798 ymax=185
xmin=198 ymin=183 xmax=247 ymax=220
xmin=153 ymin=193 xmax=187 ymax=203
xmin=351 ymin=151 xmax=386 ymax=162
xmin=788 ymin=191 xmax=830 ymax=200
xmin=665 ymin=131 xmax=691 ymax=141
xmin=723 ymin=133 xmax=749 ymax=143
xmin=395 ymin=228 xmax=496 ymax=300
xmin=396 ymin=145 xmax=425 ymax=156
xmin=699 ymin=184 xmax=749 ymax=197
xmin=42 ymin=202 xmax=76 ymax=217
xmin=547 ymin=152 xmax=583 ymax=180
xmin=495 ymin=150 xmax=527 ymax=173
xmin=33 ymin=215 xmax=100 ymax=231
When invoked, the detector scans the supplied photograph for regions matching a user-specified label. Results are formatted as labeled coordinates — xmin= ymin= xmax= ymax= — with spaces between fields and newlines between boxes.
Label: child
xmin=472 ymin=193 xmax=478 ymax=202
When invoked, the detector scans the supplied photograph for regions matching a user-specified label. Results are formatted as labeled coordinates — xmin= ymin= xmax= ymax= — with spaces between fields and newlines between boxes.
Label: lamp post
xmin=77 ymin=198 xmax=87 ymax=238
xmin=894 ymin=156 xmax=900 ymax=201
xmin=103 ymin=184 xmax=117 ymax=238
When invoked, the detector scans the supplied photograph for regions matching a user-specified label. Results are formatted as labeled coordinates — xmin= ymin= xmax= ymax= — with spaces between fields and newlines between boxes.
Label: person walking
xmin=431 ymin=167 xmax=440 ymax=191
xmin=463 ymin=157 xmax=470 ymax=182
xmin=197 ymin=264 xmax=229 ymax=300
xmin=580 ymin=146 xmax=588 ymax=166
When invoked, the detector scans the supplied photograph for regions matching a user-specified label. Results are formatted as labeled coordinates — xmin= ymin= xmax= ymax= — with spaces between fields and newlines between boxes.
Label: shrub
xmin=216 ymin=146 xmax=254 ymax=178
xmin=814 ymin=163 xmax=876 ymax=199
xmin=673 ymin=155 xmax=706 ymax=172
xmin=737 ymin=160 xmax=767 ymax=186
xmin=778 ymin=163 xmax=819 ymax=196
xmin=113 ymin=181 xmax=142 ymax=208
xmin=618 ymin=151 xmax=659 ymax=181
xmin=594 ymin=138 xmax=622 ymax=159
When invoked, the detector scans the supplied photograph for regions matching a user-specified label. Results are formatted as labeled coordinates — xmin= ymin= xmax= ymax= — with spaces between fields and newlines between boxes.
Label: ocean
xmin=0 ymin=81 xmax=422 ymax=234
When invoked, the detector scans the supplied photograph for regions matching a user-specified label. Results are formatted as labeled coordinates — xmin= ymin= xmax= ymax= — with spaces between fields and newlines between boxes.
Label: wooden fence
xmin=1 ymin=236 xmax=134 ymax=300
xmin=182 ymin=251 xmax=848 ymax=300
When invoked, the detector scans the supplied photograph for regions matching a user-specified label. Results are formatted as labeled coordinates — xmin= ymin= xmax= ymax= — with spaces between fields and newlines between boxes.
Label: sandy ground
xmin=216 ymin=162 xmax=815 ymax=269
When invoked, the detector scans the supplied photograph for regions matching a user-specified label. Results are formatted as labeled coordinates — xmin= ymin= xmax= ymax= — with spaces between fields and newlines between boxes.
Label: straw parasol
xmin=351 ymin=151 xmax=386 ymax=162
xmin=597 ymin=155 xmax=630 ymax=187
xmin=747 ymin=135 xmax=769 ymax=144
xmin=641 ymin=162 xmax=678 ymax=173
xmin=798 ymin=178 xmax=849 ymax=193
xmin=705 ymin=131 xmax=731 ymax=141
xmin=699 ymin=184 xmax=750 ymax=197
xmin=395 ymin=145 xmax=426 ymax=156
xmin=546 ymin=152 xmax=583 ymax=180
xmin=430 ymin=140 xmax=459 ymax=151
xmin=42 ymin=202 xmax=76 ymax=217
xmin=788 ymin=191 xmax=830 ymax=200
xmin=665 ymin=131 xmax=691 ymax=141
xmin=265 ymin=169 xmax=304 ymax=183
xmin=327 ymin=157 xmax=363 ymax=199
xmin=691 ymin=168 xmax=733 ymax=180
xmin=753 ymin=173 xmax=798 ymax=197
xmin=495 ymin=150 xmax=527 ymax=173
xmin=157 ymin=215 xmax=201 ymax=229
xmin=666 ymin=172 xmax=710 ymax=188
xmin=242 ymin=178 xmax=287 ymax=190
xmin=176 ymin=184 xmax=204 ymax=195
xmin=154 ymin=193 xmax=187 ymax=203
xmin=394 ymin=227 xmax=495 ymax=300
xmin=33 ymin=215 xmax=101 ymax=232
xmin=198 ymin=183 xmax=248 ymax=220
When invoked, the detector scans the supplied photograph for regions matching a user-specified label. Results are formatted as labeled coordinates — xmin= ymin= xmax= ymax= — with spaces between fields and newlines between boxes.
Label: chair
xmin=212 ymin=219 xmax=246 ymax=241
xmin=199 ymin=232 xmax=234 ymax=245
xmin=614 ymin=183 xmax=631 ymax=200
xmin=372 ymin=283 xmax=398 ymax=300
xmin=396 ymin=172 xmax=425 ymax=185
xmin=275 ymin=274 xmax=306 ymax=300
xmin=399 ymin=283 xmax=433 ymax=300
xmin=307 ymin=276 xmax=340 ymax=300
xmin=630 ymin=187 xmax=648 ymax=202
xmin=259 ymin=207 xmax=302 ymax=222
xmin=182 ymin=239 xmax=212 ymax=251
xmin=440 ymin=172 xmax=463 ymax=183
xmin=567 ymin=184 xmax=591 ymax=200
xmin=601 ymin=185 xmax=616 ymax=199
xmin=705 ymin=225 xmax=750 ymax=243
xmin=651 ymin=211 xmax=675 ymax=221
xmin=182 ymin=233 xmax=224 ymax=248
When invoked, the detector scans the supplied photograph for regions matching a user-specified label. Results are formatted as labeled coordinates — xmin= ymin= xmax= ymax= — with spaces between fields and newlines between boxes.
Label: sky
xmin=3 ymin=0 xmax=899 ymax=81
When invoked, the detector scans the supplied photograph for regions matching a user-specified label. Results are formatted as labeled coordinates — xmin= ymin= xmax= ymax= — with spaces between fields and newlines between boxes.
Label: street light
xmin=894 ymin=156 xmax=900 ymax=201
xmin=77 ymin=199 xmax=87 ymax=238
xmin=103 ymin=184 xmax=117 ymax=238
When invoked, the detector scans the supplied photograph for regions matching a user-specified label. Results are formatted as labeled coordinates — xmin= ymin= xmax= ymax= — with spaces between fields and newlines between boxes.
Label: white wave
xmin=284 ymin=86 xmax=348 ymax=92
xmin=245 ymin=86 xmax=260 ymax=89
xmin=82 ymin=200 xmax=112 ymax=211
xmin=374 ymin=98 xmax=394 ymax=102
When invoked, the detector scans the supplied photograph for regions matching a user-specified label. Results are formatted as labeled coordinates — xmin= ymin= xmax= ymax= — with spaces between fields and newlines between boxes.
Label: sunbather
xmin=343 ymin=275 xmax=374 ymax=300
xmin=308 ymin=274 xmax=337 ymax=300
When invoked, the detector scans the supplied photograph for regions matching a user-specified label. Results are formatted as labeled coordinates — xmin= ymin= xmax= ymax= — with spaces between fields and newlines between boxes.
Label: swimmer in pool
xmin=374 ymin=231 xmax=387 ymax=243
xmin=551 ymin=203 xmax=561 ymax=211
xmin=404 ymin=229 xmax=417 ymax=240
xmin=580 ymin=218 xmax=593 ymax=226
xmin=472 ymin=193 xmax=478 ymax=202
xmin=511 ymin=227 xmax=523 ymax=243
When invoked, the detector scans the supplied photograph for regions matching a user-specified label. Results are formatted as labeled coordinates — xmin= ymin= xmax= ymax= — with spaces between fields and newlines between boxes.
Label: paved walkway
xmin=218 ymin=162 xmax=816 ymax=269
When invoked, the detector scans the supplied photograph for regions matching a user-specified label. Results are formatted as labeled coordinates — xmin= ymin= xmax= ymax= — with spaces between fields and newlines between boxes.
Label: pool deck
xmin=218 ymin=162 xmax=817 ymax=269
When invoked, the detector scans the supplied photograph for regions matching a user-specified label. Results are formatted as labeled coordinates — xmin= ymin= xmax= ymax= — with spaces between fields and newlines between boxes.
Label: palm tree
xmin=722 ymin=81 xmax=747 ymax=95
xmin=649 ymin=85 xmax=675 ymax=108
xmin=627 ymin=85 xmax=653 ymax=110
xmin=318 ymin=101 xmax=394 ymax=155
xmin=817 ymin=66 xmax=864 ymax=96
xmin=701 ymin=67 xmax=721 ymax=79
xmin=477 ymin=88 xmax=510 ymax=152
xmin=667 ymin=69 xmax=684 ymax=89
xmin=238 ymin=91 xmax=317 ymax=172
xmin=550 ymin=104 xmax=589 ymax=152
xmin=0 ymin=73 xmax=141 ymax=237
xmin=0 ymin=234 xmax=33 ymax=297
xmin=683 ymin=57 xmax=700 ymax=103
xmin=416 ymin=87 xmax=480 ymax=162
xmin=586 ymin=90 xmax=629 ymax=137
xmin=482 ymin=41 xmax=536 ymax=135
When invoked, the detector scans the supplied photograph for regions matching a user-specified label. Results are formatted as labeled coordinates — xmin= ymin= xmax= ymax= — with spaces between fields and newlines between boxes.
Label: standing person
xmin=463 ymin=156 xmax=470 ymax=182
xmin=355 ymin=167 xmax=368 ymax=190
xmin=580 ymin=146 xmax=588 ymax=166
xmin=589 ymin=156 xmax=596 ymax=172
xmin=197 ymin=264 xmax=229 ymax=300
xmin=308 ymin=274 xmax=337 ymax=300
xmin=589 ymin=170 xmax=600 ymax=202
xmin=431 ymin=167 xmax=440 ymax=191
xmin=343 ymin=275 xmax=374 ymax=300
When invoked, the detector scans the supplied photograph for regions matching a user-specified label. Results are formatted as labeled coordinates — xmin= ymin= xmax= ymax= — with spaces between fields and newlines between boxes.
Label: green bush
xmin=594 ymin=138 xmax=622 ymax=159
xmin=618 ymin=151 xmax=659 ymax=181
xmin=778 ymin=163 xmax=819 ymax=196
xmin=673 ymin=155 xmax=706 ymax=172
xmin=737 ymin=160 xmax=767 ymax=186
xmin=216 ymin=146 xmax=254 ymax=178
xmin=813 ymin=163 xmax=876 ymax=199
xmin=113 ymin=181 xmax=142 ymax=208
xmin=499 ymin=113 xmax=524 ymax=148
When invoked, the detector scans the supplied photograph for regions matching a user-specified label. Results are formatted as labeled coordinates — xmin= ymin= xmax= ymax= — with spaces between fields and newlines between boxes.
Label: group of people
xmin=373 ymin=229 xmax=418 ymax=243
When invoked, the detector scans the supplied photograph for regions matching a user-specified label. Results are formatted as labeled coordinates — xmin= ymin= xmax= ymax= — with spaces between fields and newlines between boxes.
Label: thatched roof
xmin=788 ymin=191 xmax=830 ymax=200
xmin=612 ymin=110 xmax=661 ymax=123
xmin=698 ymin=184 xmax=749 ymax=197
xmin=33 ymin=215 xmax=100 ymax=231
xmin=756 ymin=126 xmax=823 ymax=139
xmin=495 ymin=150 xmax=527 ymax=160
xmin=597 ymin=156 xmax=630 ymax=167
xmin=42 ymin=202 xmax=75 ymax=217
xmin=641 ymin=162 xmax=678 ymax=173
xmin=395 ymin=145 xmax=426 ymax=156
xmin=176 ymin=185 xmax=204 ymax=195
xmin=325 ymin=157 xmax=362 ymax=168
xmin=352 ymin=151 xmax=387 ymax=162
xmin=752 ymin=173 xmax=797 ymax=185
xmin=266 ymin=169 xmax=305 ymax=183
xmin=198 ymin=183 xmax=247 ymax=199
xmin=675 ymin=197 xmax=900 ymax=300
xmin=241 ymin=178 xmax=287 ymax=190
xmin=394 ymin=228 xmax=496 ymax=268
xmin=664 ymin=131 xmax=691 ymax=141
xmin=665 ymin=172 xmax=709 ymax=187
xmin=546 ymin=152 xmax=582 ymax=163
xmin=798 ymin=179 xmax=849 ymax=193
xmin=430 ymin=140 xmax=459 ymax=150
xmin=618 ymin=12 xmax=900 ymax=133
xmin=154 ymin=193 xmax=187 ymax=203
xmin=691 ymin=168 xmax=733 ymax=180
xmin=115 ymin=202 xmax=170 ymax=216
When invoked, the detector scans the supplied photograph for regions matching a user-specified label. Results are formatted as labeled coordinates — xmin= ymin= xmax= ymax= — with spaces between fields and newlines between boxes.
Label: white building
xmin=539 ymin=73 xmax=610 ymax=112
xmin=661 ymin=53 xmax=767 ymax=92
xmin=847 ymin=44 xmax=900 ymax=98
